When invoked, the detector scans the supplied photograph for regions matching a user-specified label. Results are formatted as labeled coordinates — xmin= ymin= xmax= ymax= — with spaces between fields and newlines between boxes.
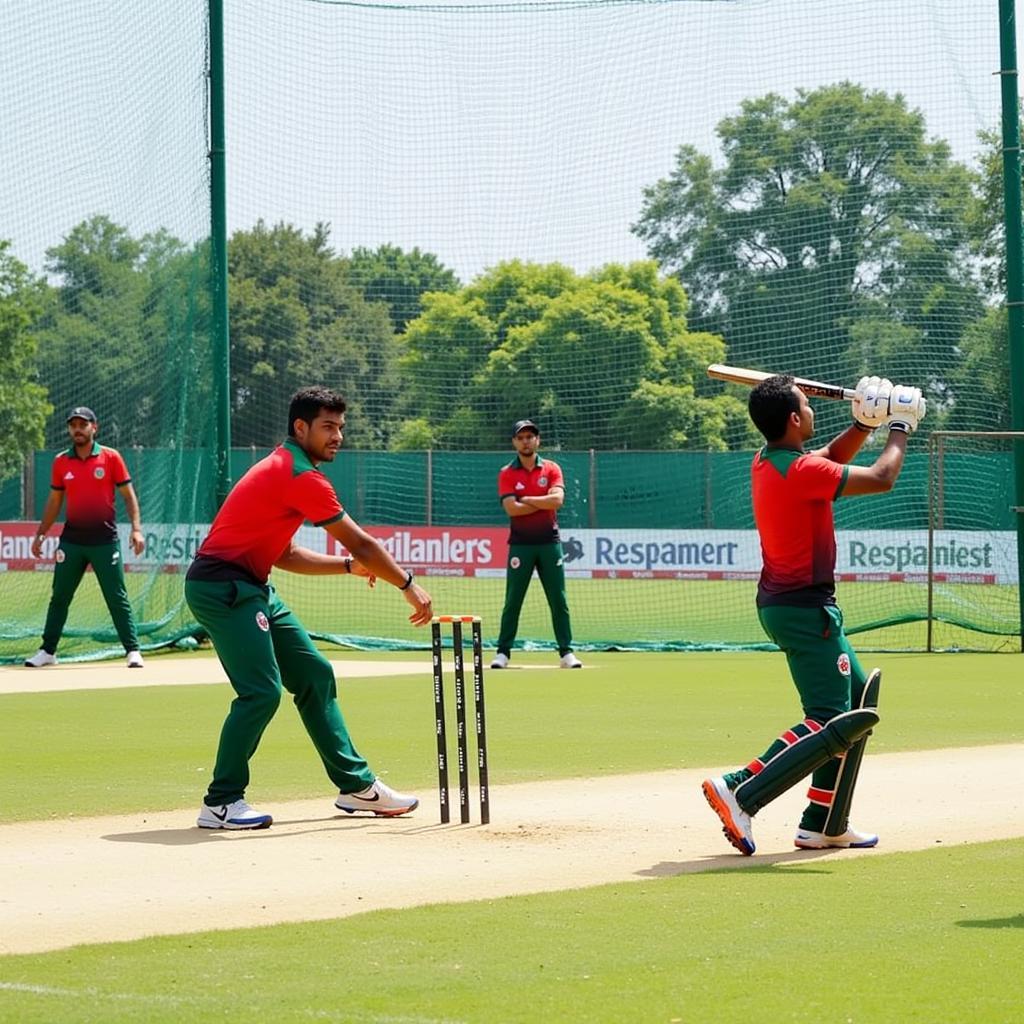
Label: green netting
xmin=0 ymin=0 xmax=1019 ymax=661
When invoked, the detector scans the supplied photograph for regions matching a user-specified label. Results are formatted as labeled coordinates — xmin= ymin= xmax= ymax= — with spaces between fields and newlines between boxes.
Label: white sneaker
xmin=335 ymin=779 xmax=419 ymax=817
xmin=24 ymin=649 xmax=57 ymax=668
xmin=197 ymin=799 xmax=273 ymax=830
xmin=559 ymin=652 xmax=583 ymax=669
xmin=794 ymin=826 xmax=878 ymax=850
xmin=126 ymin=650 xmax=144 ymax=668
xmin=701 ymin=776 xmax=756 ymax=855
xmin=490 ymin=652 xmax=509 ymax=669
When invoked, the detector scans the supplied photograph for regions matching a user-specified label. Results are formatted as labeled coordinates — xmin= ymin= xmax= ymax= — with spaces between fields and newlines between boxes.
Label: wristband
xmin=399 ymin=569 xmax=414 ymax=590
xmin=887 ymin=421 xmax=911 ymax=434
xmin=344 ymin=558 xmax=353 ymax=574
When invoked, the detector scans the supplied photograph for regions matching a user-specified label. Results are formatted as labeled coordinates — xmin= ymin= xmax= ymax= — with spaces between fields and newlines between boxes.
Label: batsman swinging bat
xmin=707 ymin=363 xmax=856 ymax=402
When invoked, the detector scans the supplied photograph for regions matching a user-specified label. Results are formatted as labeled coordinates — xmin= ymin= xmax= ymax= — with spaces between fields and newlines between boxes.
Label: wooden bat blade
xmin=707 ymin=363 xmax=855 ymax=401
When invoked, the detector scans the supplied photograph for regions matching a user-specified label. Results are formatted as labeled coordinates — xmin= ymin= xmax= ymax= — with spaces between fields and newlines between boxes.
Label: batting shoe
xmin=24 ymin=649 xmax=58 ymax=668
xmin=559 ymin=652 xmax=583 ymax=669
xmin=794 ymin=826 xmax=879 ymax=850
xmin=701 ymin=776 xmax=756 ymax=855
xmin=126 ymin=650 xmax=144 ymax=668
xmin=335 ymin=779 xmax=419 ymax=817
xmin=197 ymin=799 xmax=273 ymax=830
xmin=490 ymin=652 xmax=509 ymax=669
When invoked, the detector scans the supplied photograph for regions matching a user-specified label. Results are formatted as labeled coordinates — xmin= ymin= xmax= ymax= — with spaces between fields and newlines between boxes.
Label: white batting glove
xmin=886 ymin=386 xmax=926 ymax=433
xmin=851 ymin=375 xmax=893 ymax=430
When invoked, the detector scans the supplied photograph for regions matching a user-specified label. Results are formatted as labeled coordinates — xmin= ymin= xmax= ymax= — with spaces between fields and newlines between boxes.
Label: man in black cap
xmin=491 ymin=419 xmax=581 ymax=669
xmin=24 ymin=407 xmax=146 ymax=668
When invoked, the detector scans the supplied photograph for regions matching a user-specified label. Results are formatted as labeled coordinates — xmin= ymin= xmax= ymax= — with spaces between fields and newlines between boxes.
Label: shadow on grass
xmin=638 ymin=847 xmax=840 ymax=877
xmin=956 ymin=913 xmax=1024 ymax=929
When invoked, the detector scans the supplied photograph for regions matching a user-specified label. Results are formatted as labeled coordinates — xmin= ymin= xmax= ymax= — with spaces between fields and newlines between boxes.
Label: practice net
xmin=0 ymin=0 xmax=1019 ymax=661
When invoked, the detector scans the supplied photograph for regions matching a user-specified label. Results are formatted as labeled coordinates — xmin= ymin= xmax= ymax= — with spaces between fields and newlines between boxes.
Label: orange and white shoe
xmin=701 ymin=776 xmax=755 ymax=855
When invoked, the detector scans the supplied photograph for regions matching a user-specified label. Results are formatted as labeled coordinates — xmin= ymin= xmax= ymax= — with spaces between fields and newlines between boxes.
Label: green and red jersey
xmin=751 ymin=445 xmax=849 ymax=607
xmin=189 ymin=439 xmax=345 ymax=584
xmin=498 ymin=456 xmax=563 ymax=545
xmin=50 ymin=442 xmax=131 ymax=545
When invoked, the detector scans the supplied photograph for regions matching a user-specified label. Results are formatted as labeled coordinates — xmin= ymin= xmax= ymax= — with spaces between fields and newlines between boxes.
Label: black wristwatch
xmin=399 ymin=569 xmax=414 ymax=590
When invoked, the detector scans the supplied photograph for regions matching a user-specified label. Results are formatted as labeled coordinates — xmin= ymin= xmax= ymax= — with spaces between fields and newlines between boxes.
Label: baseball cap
xmin=512 ymin=419 xmax=539 ymax=437
xmin=66 ymin=406 xmax=97 ymax=424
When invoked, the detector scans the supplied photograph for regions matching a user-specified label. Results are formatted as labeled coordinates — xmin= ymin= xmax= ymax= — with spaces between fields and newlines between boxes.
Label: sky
xmin=0 ymin=0 xmax=1012 ymax=284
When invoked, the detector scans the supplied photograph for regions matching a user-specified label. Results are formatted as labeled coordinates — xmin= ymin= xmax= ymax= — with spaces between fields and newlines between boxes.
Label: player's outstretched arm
xmin=324 ymin=516 xmax=433 ymax=626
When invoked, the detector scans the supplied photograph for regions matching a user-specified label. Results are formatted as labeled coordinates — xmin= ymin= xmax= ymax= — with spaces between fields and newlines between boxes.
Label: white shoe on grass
xmin=490 ymin=652 xmax=509 ymax=669
xmin=126 ymin=650 xmax=144 ymax=668
xmin=335 ymin=779 xmax=419 ymax=817
xmin=24 ymin=650 xmax=57 ymax=668
xmin=559 ymin=652 xmax=583 ymax=669
xmin=197 ymin=799 xmax=273 ymax=830
xmin=794 ymin=826 xmax=878 ymax=849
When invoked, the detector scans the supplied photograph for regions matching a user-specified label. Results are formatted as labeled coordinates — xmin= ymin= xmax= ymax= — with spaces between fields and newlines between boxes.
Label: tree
xmin=347 ymin=244 xmax=459 ymax=335
xmin=633 ymin=83 xmax=984 ymax=431
xmin=0 ymin=241 xmax=50 ymax=483
xmin=399 ymin=259 xmax=747 ymax=450
xmin=35 ymin=216 xmax=204 ymax=449
xmin=227 ymin=221 xmax=399 ymax=448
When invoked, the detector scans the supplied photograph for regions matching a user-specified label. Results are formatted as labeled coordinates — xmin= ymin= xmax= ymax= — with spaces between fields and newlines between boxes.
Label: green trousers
xmin=42 ymin=539 xmax=139 ymax=654
xmin=496 ymin=541 xmax=574 ymax=656
xmin=184 ymin=578 xmax=374 ymax=805
xmin=725 ymin=603 xmax=869 ymax=831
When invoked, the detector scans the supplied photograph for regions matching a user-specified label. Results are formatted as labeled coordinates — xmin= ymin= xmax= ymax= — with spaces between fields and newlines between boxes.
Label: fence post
xmin=588 ymin=449 xmax=597 ymax=528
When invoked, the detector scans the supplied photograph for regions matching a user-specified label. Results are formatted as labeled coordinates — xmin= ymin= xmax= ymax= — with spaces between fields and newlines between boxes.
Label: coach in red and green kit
xmin=490 ymin=419 xmax=582 ymax=670
xmin=25 ymin=407 xmax=145 ymax=669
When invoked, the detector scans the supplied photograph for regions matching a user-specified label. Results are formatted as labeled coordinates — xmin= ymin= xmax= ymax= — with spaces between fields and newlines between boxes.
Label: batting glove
xmin=852 ymin=375 xmax=893 ymax=430
xmin=886 ymin=386 xmax=926 ymax=433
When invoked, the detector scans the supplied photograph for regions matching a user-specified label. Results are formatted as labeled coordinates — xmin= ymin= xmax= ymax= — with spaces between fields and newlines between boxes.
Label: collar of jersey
xmin=506 ymin=455 xmax=545 ymax=471
xmin=63 ymin=441 xmax=102 ymax=460
xmin=283 ymin=437 xmax=320 ymax=475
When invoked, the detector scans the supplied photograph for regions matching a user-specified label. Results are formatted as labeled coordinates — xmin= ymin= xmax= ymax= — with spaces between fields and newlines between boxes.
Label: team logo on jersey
xmin=539 ymin=476 xmax=548 ymax=487
xmin=94 ymin=467 xmax=105 ymax=479
xmin=55 ymin=548 xmax=66 ymax=563
xmin=515 ymin=481 xmax=525 ymax=490
xmin=836 ymin=653 xmax=851 ymax=676
xmin=63 ymin=471 xmax=75 ymax=481
xmin=255 ymin=611 xmax=270 ymax=632
xmin=510 ymin=556 xmax=521 ymax=570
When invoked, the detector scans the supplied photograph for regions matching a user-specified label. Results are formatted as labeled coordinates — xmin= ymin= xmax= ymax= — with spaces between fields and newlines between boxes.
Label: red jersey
xmin=498 ymin=456 xmax=563 ymax=544
xmin=50 ymin=442 xmax=132 ymax=544
xmin=191 ymin=440 xmax=344 ymax=584
xmin=751 ymin=446 xmax=849 ymax=607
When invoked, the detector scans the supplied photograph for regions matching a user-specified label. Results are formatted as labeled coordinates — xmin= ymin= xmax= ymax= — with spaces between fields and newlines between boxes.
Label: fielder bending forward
xmin=702 ymin=374 xmax=924 ymax=855
xmin=185 ymin=386 xmax=433 ymax=830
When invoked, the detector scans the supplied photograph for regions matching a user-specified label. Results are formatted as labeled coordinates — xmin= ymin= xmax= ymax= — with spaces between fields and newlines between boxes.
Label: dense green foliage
xmin=7 ymin=84 xmax=1015 ymax=451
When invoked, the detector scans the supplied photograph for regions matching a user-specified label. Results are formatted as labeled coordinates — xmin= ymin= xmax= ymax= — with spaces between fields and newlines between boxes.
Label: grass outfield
xmin=1 ymin=651 xmax=1022 ymax=1022
xmin=0 ymin=842 xmax=1019 ymax=1023
xmin=1 ymin=571 xmax=1020 ymax=661
xmin=2 ymin=651 xmax=1022 ymax=822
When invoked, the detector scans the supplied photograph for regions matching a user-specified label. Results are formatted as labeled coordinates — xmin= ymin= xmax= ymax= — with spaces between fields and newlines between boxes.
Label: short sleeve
xmin=792 ymin=455 xmax=846 ymax=500
xmin=546 ymin=462 xmax=564 ymax=489
xmin=109 ymin=449 xmax=131 ymax=485
xmin=498 ymin=466 xmax=514 ymax=499
xmin=289 ymin=471 xmax=344 ymax=526
xmin=50 ymin=457 xmax=64 ymax=490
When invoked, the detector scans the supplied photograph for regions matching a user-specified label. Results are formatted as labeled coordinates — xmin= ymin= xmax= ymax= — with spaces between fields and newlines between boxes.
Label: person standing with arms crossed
xmin=25 ymin=407 xmax=146 ymax=668
xmin=702 ymin=374 xmax=925 ymax=854
xmin=185 ymin=385 xmax=433 ymax=830
xmin=490 ymin=419 xmax=582 ymax=670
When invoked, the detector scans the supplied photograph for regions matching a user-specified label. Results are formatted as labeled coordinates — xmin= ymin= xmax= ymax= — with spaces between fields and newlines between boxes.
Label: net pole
xmin=999 ymin=0 xmax=1024 ymax=649
xmin=209 ymin=0 xmax=232 ymax=508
